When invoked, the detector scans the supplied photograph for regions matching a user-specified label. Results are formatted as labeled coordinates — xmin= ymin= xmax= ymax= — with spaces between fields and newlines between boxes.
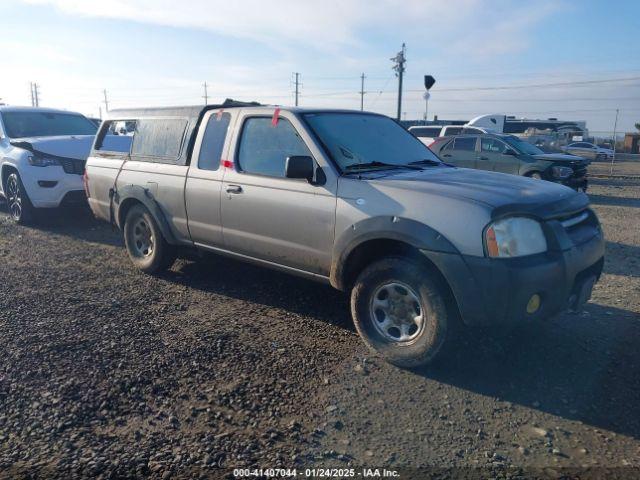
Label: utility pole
xmin=610 ymin=108 xmax=619 ymax=175
xmin=293 ymin=72 xmax=301 ymax=106
xmin=31 ymin=82 xmax=40 ymax=107
xmin=359 ymin=73 xmax=366 ymax=111
xmin=103 ymin=89 xmax=109 ymax=113
xmin=203 ymin=82 xmax=209 ymax=105
xmin=391 ymin=43 xmax=406 ymax=122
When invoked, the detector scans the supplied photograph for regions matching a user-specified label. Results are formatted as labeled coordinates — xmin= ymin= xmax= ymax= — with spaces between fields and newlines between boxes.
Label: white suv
xmin=0 ymin=106 xmax=97 ymax=223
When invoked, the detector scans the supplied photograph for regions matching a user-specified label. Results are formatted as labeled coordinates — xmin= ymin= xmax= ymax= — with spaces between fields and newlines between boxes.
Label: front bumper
xmin=21 ymin=164 xmax=86 ymax=208
xmin=426 ymin=222 xmax=605 ymax=326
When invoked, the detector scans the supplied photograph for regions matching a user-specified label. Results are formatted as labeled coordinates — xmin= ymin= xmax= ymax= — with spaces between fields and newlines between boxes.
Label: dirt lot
xmin=0 ymin=177 xmax=639 ymax=479
xmin=588 ymin=158 xmax=640 ymax=177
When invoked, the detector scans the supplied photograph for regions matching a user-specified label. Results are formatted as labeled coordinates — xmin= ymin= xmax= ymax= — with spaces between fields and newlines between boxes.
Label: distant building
xmin=624 ymin=133 xmax=640 ymax=153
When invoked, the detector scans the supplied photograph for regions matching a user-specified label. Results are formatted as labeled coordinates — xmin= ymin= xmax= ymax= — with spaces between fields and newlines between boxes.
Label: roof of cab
xmin=107 ymin=99 xmax=379 ymax=119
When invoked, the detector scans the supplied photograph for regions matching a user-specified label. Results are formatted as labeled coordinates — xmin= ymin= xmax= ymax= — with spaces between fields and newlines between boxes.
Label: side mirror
xmin=285 ymin=155 xmax=315 ymax=182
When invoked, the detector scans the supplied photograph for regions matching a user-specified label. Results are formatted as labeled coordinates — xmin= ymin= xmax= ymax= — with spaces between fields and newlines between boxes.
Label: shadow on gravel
xmin=588 ymin=194 xmax=640 ymax=208
xmin=0 ymin=200 xmax=122 ymax=247
xmin=165 ymin=255 xmax=354 ymax=331
xmin=419 ymin=302 xmax=640 ymax=440
xmin=604 ymin=241 xmax=640 ymax=278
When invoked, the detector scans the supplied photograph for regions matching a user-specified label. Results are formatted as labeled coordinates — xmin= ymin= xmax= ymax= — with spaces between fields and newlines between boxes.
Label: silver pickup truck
xmin=85 ymin=100 xmax=605 ymax=367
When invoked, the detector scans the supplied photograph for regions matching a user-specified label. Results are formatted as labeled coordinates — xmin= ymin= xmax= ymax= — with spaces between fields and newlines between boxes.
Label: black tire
xmin=350 ymin=256 xmax=450 ymax=368
xmin=123 ymin=204 xmax=176 ymax=273
xmin=4 ymin=171 xmax=35 ymax=225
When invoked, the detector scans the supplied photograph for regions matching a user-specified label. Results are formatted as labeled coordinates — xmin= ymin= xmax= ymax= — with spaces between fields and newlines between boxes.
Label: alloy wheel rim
xmin=369 ymin=281 xmax=425 ymax=343
xmin=132 ymin=218 xmax=154 ymax=257
xmin=6 ymin=175 xmax=22 ymax=221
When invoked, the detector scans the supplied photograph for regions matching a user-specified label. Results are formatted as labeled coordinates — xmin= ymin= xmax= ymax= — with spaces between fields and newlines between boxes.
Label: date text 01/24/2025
xmin=233 ymin=468 xmax=400 ymax=478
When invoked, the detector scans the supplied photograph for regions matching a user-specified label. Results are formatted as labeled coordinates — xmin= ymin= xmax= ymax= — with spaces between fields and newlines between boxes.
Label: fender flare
xmin=330 ymin=216 xmax=459 ymax=290
xmin=114 ymin=184 xmax=177 ymax=245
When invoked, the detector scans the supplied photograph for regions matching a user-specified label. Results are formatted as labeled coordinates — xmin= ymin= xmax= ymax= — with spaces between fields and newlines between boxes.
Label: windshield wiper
xmin=343 ymin=161 xmax=423 ymax=173
xmin=408 ymin=159 xmax=444 ymax=167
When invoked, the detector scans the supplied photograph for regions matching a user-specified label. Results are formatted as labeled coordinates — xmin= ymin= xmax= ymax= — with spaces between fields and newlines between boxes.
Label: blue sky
xmin=1 ymin=0 xmax=639 ymax=134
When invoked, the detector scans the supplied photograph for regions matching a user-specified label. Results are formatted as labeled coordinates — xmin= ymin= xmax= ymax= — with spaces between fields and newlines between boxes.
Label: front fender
xmin=330 ymin=216 xmax=459 ymax=290
xmin=115 ymin=184 xmax=177 ymax=244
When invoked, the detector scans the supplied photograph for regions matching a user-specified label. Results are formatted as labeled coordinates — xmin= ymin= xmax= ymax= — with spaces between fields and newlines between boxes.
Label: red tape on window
xmin=221 ymin=160 xmax=233 ymax=169
xmin=272 ymin=108 xmax=280 ymax=126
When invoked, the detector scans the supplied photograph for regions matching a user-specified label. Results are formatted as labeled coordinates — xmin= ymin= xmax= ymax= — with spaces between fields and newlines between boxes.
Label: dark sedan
xmin=430 ymin=133 xmax=589 ymax=191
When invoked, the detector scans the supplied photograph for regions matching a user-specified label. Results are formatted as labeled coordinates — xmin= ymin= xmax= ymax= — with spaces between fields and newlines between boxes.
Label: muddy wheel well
xmin=340 ymin=238 xmax=460 ymax=320
xmin=117 ymin=197 xmax=144 ymax=228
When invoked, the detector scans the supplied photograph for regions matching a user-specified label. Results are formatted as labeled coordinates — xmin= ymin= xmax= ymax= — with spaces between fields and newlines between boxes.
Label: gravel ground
xmin=0 ymin=177 xmax=639 ymax=479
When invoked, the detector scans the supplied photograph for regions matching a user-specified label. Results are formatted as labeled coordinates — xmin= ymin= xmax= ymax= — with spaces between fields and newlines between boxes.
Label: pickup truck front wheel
xmin=351 ymin=256 xmax=449 ymax=368
xmin=123 ymin=204 xmax=176 ymax=273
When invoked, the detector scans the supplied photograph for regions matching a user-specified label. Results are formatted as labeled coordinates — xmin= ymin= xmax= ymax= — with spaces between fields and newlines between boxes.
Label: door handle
xmin=226 ymin=185 xmax=243 ymax=194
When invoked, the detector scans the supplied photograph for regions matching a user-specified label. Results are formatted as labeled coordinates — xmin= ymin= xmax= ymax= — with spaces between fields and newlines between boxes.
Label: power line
xmin=103 ymin=89 xmax=109 ymax=112
xmin=406 ymin=76 xmax=640 ymax=93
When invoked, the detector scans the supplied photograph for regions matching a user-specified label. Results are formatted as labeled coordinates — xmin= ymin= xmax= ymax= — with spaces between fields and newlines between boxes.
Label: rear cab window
xmin=198 ymin=112 xmax=231 ymax=171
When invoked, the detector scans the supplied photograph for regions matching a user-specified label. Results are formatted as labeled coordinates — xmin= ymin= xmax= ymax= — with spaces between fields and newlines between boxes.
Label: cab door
xmin=220 ymin=109 xmax=337 ymax=276
xmin=480 ymin=137 xmax=519 ymax=174
xmin=185 ymin=109 xmax=237 ymax=248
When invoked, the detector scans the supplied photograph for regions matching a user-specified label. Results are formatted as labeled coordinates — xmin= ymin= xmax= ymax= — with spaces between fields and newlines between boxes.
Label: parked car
xmin=408 ymin=125 xmax=486 ymax=147
xmin=562 ymin=142 xmax=614 ymax=161
xmin=85 ymin=101 xmax=604 ymax=367
xmin=430 ymin=133 xmax=589 ymax=191
xmin=0 ymin=106 xmax=98 ymax=223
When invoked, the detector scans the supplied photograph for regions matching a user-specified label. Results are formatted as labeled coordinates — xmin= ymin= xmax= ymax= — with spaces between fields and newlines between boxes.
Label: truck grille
xmin=59 ymin=158 xmax=86 ymax=175
xmin=558 ymin=209 xmax=599 ymax=245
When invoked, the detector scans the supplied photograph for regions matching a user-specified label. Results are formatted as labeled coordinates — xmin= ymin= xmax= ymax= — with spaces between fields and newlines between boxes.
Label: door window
xmin=198 ymin=113 xmax=231 ymax=171
xmin=481 ymin=138 xmax=507 ymax=153
xmin=452 ymin=137 xmax=476 ymax=151
xmin=237 ymin=117 xmax=311 ymax=178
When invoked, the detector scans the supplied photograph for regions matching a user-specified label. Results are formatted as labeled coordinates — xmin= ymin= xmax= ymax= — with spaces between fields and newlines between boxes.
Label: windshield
xmin=303 ymin=112 xmax=441 ymax=171
xmin=502 ymin=135 xmax=544 ymax=155
xmin=2 ymin=111 xmax=97 ymax=138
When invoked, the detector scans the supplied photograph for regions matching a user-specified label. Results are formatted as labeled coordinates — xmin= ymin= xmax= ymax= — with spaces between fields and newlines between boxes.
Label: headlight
xmin=28 ymin=154 xmax=60 ymax=167
xmin=551 ymin=166 xmax=573 ymax=178
xmin=485 ymin=217 xmax=547 ymax=258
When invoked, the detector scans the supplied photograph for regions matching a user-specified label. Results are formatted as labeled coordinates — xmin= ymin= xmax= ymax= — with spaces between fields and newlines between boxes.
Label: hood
xmin=10 ymin=135 xmax=95 ymax=161
xmin=533 ymin=153 xmax=587 ymax=163
xmin=364 ymin=166 xmax=588 ymax=219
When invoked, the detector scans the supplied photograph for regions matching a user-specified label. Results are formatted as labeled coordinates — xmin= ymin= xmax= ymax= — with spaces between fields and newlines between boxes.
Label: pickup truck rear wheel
xmin=5 ymin=172 xmax=35 ymax=225
xmin=351 ymin=256 xmax=449 ymax=368
xmin=123 ymin=204 xmax=175 ymax=273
